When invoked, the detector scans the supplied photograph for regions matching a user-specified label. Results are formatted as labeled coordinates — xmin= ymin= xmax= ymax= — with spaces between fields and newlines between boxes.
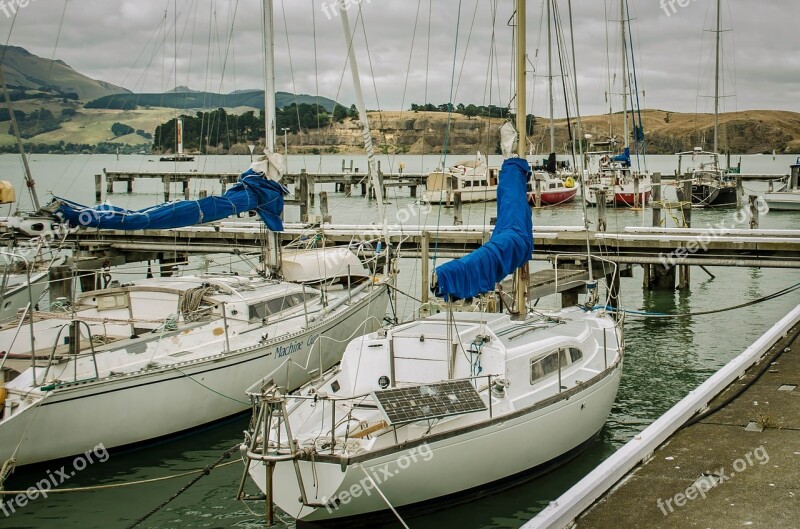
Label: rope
xmin=124 ymin=444 xmax=241 ymax=529
xmin=0 ymin=460 xmax=239 ymax=495
xmin=595 ymin=281 xmax=800 ymax=318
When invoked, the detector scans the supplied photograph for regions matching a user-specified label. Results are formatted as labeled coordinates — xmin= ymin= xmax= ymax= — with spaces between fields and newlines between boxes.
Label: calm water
xmin=2 ymin=154 xmax=799 ymax=529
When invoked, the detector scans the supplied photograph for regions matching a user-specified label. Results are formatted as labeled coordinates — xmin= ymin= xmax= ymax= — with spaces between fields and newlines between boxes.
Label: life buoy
xmin=600 ymin=155 xmax=610 ymax=167
xmin=564 ymin=177 xmax=575 ymax=188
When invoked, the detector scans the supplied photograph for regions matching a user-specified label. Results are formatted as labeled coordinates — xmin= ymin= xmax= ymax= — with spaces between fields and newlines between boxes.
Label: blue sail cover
xmin=53 ymin=169 xmax=288 ymax=232
xmin=612 ymin=147 xmax=631 ymax=167
xmin=433 ymin=157 xmax=533 ymax=301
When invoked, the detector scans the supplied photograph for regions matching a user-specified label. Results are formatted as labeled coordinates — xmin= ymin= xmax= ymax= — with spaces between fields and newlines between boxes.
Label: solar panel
xmin=372 ymin=380 xmax=487 ymax=425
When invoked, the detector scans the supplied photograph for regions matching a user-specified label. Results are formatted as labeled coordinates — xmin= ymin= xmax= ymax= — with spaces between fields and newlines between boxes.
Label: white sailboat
xmin=0 ymin=0 xmax=390 ymax=467
xmin=239 ymin=4 xmax=623 ymax=525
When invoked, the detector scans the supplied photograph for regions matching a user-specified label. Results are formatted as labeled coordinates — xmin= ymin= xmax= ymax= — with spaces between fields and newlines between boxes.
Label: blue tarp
xmin=612 ymin=147 xmax=631 ymax=168
xmin=433 ymin=157 xmax=533 ymax=301
xmin=53 ymin=169 xmax=288 ymax=232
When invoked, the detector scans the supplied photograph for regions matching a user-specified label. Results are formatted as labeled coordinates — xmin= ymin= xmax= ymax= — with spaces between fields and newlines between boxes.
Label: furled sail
xmin=433 ymin=157 xmax=533 ymax=300
xmin=51 ymin=168 xmax=288 ymax=232
xmin=612 ymin=147 xmax=631 ymax=167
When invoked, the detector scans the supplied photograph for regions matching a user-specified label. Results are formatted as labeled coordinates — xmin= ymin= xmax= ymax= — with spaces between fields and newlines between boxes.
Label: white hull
xmin=252 ymin=362 xmax=621 ymax=521
xmin=422 ymin=187 xmax=497 ymax=204
xmin=0 ymin=286 xmax=388 ymax=466
xmin=764 ymin=191 xmax=800 ymax=211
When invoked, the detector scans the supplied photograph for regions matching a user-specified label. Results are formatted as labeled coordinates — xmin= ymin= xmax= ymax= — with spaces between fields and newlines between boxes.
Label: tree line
xmin=153 ymin=103 xmax=358 ymax=153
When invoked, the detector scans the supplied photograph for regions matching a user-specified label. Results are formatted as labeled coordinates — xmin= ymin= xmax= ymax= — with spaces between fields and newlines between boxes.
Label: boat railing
xmin=244 ymin=372 xmax=502 ymax=465
xmin=36 ymin=319 xmax=100 ymax=389
xmin=552 ymin=253 xmax=619 ymax=309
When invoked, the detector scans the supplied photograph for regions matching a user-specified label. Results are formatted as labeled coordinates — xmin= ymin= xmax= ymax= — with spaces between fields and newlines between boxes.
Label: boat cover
xmin=612 ymin=147 xmax=631 ymax=167
xmin=433 ymin=157 xmax=532 ymax=300
xmin=52 ymin=169 xmax=288 ymax=232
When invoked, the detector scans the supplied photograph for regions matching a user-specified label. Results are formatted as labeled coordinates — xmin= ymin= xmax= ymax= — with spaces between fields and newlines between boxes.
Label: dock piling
xmin=596 ymin=190 xmax=607 ymax=232
xmin=453 ymin=192 xmax=463 ymax=226
xmin=748 ymin=195 xmax=759 ymax=229
xmin=95 ymin=174 xmax=102 ymax=203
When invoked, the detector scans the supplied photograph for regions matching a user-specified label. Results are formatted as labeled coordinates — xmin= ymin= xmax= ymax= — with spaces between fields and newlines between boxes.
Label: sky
xmin=1 ymin=0 xmax=797 ymax=117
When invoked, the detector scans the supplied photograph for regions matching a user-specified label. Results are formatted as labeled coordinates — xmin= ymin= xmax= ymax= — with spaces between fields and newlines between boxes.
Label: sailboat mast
xmin=713 ymin=0 xmax=721 ymax=153
xmin=516 ymin=1 xmax=527 ymax=159
xmin=547 ymin=0 xmax=555 ymax=153
xmin=0 ymin=65 xmax=40 ymax=212
xmin=512 ymin=0 xmax=528 ymax=316
xmin=263 ymin=0 xmax=276 ymax=153
xmin=338 ymin=2 xmax=388 ymax=251
xmin=620 ymin=0 xmax=629 ymax=149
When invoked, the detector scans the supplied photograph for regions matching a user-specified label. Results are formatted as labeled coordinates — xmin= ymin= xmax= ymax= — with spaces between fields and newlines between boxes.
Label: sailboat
xmin=676 ymin=0 xmax=736 ymax=208
xmin=0 ymin=0 xmax=389 ymax=467
xmin=585 ymin=0 xmax=651 ymax=208
xmin=239 ymin=3 xmax=623 ymax=525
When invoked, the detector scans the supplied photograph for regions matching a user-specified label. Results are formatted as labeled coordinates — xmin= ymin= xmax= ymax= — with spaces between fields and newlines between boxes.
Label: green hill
xmin=85 ymin=90 xmax=340 ymax=113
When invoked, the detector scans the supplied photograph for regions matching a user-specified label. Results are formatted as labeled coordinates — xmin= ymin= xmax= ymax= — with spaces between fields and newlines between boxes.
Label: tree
xmin=111 ymin=122 xmax=135 ymax=137
xmin=464 ymin=104 xmax=478 ymax=120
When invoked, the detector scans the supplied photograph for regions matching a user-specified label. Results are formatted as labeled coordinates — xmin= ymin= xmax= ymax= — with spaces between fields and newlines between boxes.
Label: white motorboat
xmin=764 ymin=157 xmax=800 ymax=211
xmin=0 ymin=247 xmax=389 ymax=466
xmin=421 ymin=155 xmax=499 ymax=204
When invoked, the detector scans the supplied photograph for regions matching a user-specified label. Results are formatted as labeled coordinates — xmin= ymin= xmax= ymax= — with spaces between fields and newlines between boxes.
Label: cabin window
xmin=248 ymin=293 xmax=316 ymax=321
xmin=549 ymin=183 xmax=557 ymax=189
xmin=463 ymin=180 xmax=472 ymax=188
xmin=530 ymin=347 xmax=584 ymax=384
xmin=480 ymin=180 xmax=488 ymax=187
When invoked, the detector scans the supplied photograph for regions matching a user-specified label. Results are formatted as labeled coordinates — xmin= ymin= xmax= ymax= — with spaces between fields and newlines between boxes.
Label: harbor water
xmin=1 ymin=154 xmax=799 ymax=528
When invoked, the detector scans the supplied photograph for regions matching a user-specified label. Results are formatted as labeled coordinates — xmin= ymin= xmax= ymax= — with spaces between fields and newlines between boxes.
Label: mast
xmin=620 ymin=0 xmax=629 ymax=150
xmin=513 ymin=0 xmax=528 ymax=316
xmin=262 ymin=0 xmax=280 ymax=275
xmin=713 ymin=0 xmax=721 ymax=153
xmin=263 ymin=0 xmax=276 ymax=153
xmin=338 ymin=1 xmax=388 ymax=244
xmin=547 ymin=0 xmax=555 ymax=153
xmin=0 ymin=65 xmax=40 ymax=212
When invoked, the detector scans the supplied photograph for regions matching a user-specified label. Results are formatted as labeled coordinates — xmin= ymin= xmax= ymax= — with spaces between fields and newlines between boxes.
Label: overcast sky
xmin=1 ymin=0 xmax=797 ymax=117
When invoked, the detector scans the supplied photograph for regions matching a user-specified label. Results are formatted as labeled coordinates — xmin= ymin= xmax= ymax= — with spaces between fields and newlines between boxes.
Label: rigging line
xmin=600 ymin=282 xmax=800 ymax=319
xmin=0 ymin=461 xmax=240 ymax=495
xmin=452 ymin=0 xmax=480 ymax=101
xmin=624 ymin=0 xmax=646 ymax=171
xmin=311 ymin=0 xmax=320 ymax=131
xmin=431 ymin=0 xmax=463 ymax=269
xmin=280 ymin=0 xmax=310 ymax=173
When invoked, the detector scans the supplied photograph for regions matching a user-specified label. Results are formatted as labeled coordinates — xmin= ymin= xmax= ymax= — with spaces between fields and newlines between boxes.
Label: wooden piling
xmin=453 ymin=191 xmax=463 ymax=226
xmin=748 ymin=195 xmax=759 ymax=229
xmin=633 ymin=175 xmax=640 ymax=209
xmin=95 ymin=174 xmax=102 ymax=203
xmin=319 ymin=191 xmax=332 ymax=223
xmin=678 ymin=179 xmax=692 ymax=290
xmin=199 ymin=190 xmax=208 ymax=199
xmin=299 ymin=175 xmax=309 ymax=223
xmin=307 ymin=172 xmax=316 ymax=207
xmin=162 ymin=175 xmax=171 ymax=202
xmin=736 ymin=176 xmax=743 ymax=209
xmin=651 ymin=173 xmax=662 ymax=227
xmin=534 ymin=178 xmax=543 ymax=208
xmin=183 ymin=180 xmax=190 ymax=200
xmin=126 ymin=178 xmax=133 ymax=194
xmin=596 ymin=189 xmax=607 ymax=232
xmin=410 ymin=185 xmax=417 ymax=198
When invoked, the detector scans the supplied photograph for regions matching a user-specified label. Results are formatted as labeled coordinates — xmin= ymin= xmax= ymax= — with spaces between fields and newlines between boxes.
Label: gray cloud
xmin=1 ymin=0 xmax=797 ymax=115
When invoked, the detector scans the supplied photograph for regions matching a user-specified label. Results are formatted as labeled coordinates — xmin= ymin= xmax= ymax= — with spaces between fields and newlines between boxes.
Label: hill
xmin=85 ymin=90 xmax=339 ymax=113
xmin=0 ymin=45 xmax=129 ymax=101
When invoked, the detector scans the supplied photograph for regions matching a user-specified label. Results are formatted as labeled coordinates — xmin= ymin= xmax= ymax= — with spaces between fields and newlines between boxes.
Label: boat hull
xmin=613 ymin=190 xmax=651 ymax=207
xmin=0 ymin=286 xmax=388 ymax=466
xmin=677 ymin=183 xmax=737 ymax=208
xmin=527 ymin=187 xmax=577 ymax=206
xmin=764 ymin=191 xmax=800 ymax=211
xmin=0 ymin=270 xmax=48 ymax=321
xmin=250 ymin=361 xmax=622 ymax=522
xmin=421 ymin=188 xmax=497 ymax=204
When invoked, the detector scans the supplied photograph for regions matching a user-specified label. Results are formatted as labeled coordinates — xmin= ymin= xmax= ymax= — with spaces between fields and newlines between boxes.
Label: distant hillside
xmin=0 ymin=45 xmax=129 ymax=101
xmin=85 ymin=90 xmax=340 ymax=113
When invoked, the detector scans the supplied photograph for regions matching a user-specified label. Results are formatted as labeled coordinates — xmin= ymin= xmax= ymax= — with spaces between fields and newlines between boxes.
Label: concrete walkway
xmin=577 ymin=322 xmax=800 ymax=528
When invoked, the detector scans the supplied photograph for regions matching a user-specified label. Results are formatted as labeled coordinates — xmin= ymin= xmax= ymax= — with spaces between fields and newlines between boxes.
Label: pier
xmin=524 ymin=305 xmax=800 ymax=529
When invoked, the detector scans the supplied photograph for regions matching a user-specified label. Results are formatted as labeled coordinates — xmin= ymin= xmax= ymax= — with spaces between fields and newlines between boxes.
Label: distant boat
xmin=421 ymin=154 xmax=499 ymax=204
xmin=159 ymin=153 xmax=195 ymax=162
xmin=764 ymin=157 xmax=800 ymax=211
xmin=675 ymin=148 xmax=737 ymax=208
